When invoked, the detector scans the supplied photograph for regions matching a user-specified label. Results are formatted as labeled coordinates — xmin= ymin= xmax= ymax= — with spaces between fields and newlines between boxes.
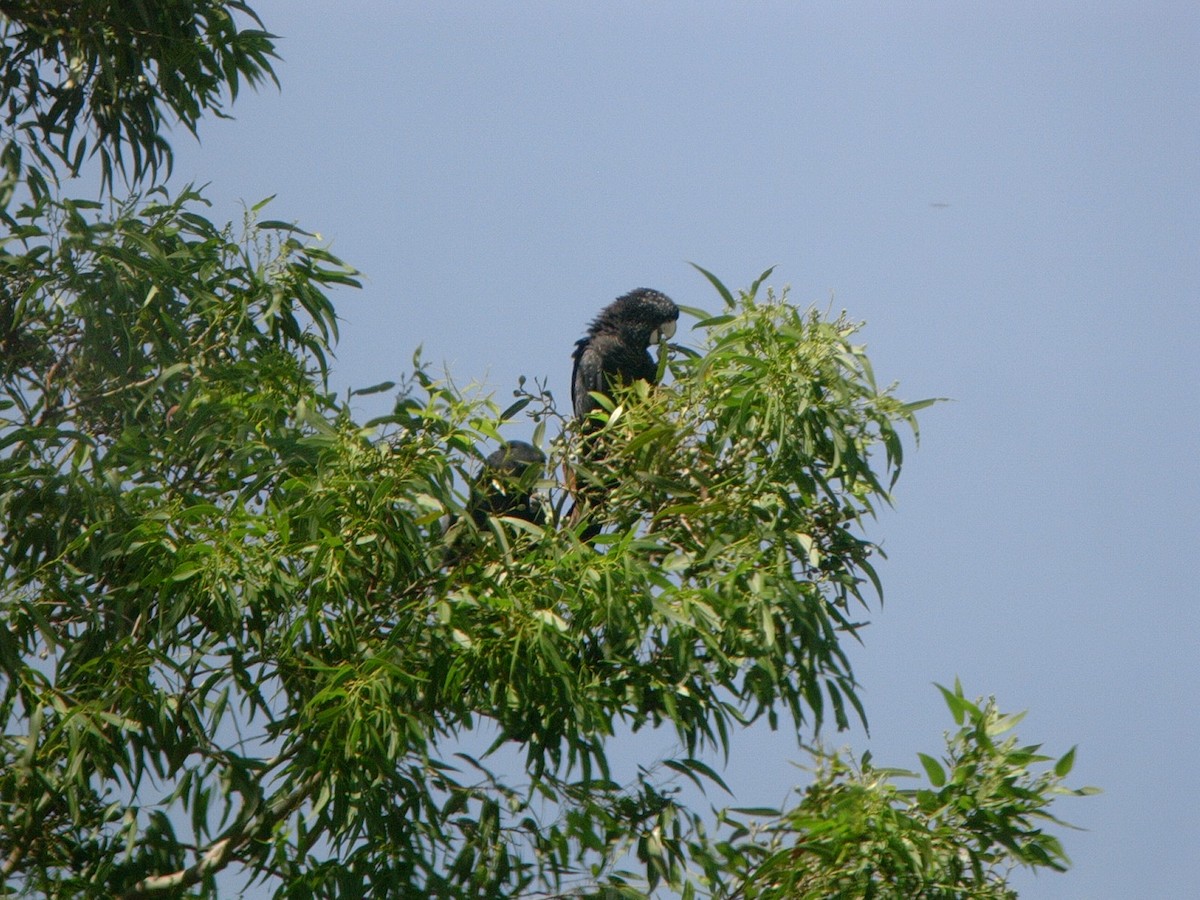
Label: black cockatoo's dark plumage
xmin=571 ymin=288 xmax=679 ymax=425
xmin=568 ymin=289 xmax=678 ymax=539
xmin=467 ymin=440 xmax=546 ymax=528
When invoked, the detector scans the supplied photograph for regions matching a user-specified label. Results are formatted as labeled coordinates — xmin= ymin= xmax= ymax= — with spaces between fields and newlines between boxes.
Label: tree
xmin=0 ymin=4 xmax=1093 ymax=897
xmin=721 ymin=681 xmax=1096 ymax=900
xmin=0 ymin=0 xmax=277 ymax=191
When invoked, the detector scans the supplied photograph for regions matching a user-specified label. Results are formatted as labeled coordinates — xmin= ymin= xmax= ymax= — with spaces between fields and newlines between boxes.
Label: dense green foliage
xmin=0 ymin=3 xmax=1093 ymax=897
xmin=730 ymin=682 xmax=1095 ymax=899
xmin=0 ymin=0 xmax=276 ymax=189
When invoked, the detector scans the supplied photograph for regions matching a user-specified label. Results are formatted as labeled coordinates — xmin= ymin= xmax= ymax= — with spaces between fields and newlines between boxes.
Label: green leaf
xmin=663 ymin=758 xmax=732 ymax=795
xmin=688 ymin=262 xmax=736 ymax=308
xmin=747 ymin=266 xmax=776 ymax=301
xmin=916 ymin=752 xmax=947 ymax=787
xmin=350 ymin=380 xmax=397 ymax=397
xmin=1054 ymin=745 xmax=1077 ymax=777
xmin=676 ymin=303 xmax=713 ymax=322
xmin=935 ymin=680 xmax=977 ymax=725
xmin=168 ymin=560 xmax=205 ymax=583
xmin=692 ymin=314 xmax=736 ymax=329
xmin=532 ymin=609 xmax=568 ymax=632
xmin=499 ymin=397 xmax=531 ymax=420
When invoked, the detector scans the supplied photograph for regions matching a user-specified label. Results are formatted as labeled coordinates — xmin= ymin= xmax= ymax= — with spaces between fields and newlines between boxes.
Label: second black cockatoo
xmin=467 ymin=440 xmax=547 ymax=528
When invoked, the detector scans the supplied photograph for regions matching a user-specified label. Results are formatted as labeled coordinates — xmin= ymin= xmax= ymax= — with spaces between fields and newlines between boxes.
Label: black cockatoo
xmin=467 ymin=441 xmax=547 ymax=528
xmin=443 ymin=441 xmax=546 ymax=566
xmin=568 ymin=288 xmax=679 ymax=537
xmin=571 ymin=288 xmax=679 ymax=426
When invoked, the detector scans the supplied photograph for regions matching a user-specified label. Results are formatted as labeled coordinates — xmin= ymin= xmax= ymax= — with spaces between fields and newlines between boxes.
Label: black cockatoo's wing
xmin=571 ymin=335 xmax=608 ymax=422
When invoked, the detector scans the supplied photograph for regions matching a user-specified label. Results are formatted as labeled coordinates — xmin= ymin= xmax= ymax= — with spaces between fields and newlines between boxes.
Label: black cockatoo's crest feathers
xmin=583 ymin=288 xmax=680 ymax=342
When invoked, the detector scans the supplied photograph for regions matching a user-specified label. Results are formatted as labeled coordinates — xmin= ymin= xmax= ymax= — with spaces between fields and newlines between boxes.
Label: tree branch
xmin=120 ymin=774 xmax=319 ymax=899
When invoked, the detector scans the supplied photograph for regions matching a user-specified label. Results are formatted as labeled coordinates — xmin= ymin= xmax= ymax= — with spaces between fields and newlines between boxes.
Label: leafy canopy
xmin=0 ymin=0 xmax=277 ymax=191
xmin=0 ymin=3 xmax=1094 ymax=897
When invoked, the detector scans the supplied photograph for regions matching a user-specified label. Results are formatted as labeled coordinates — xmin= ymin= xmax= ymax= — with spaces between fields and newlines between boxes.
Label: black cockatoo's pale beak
xmin=650 ymin=318 xmax=677 ymax=344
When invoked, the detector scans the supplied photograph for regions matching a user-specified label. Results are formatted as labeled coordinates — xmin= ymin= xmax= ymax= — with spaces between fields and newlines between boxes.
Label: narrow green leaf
xmin=1054 ymin=745 xmax=1077 ymax=777
xmin=168 ymin=561 xmax=204 ymax=583
xmin=676 ymin=303 xmax=713 ymax=321
xmin=499 ymin=397 xmax=530 ymax=420
xmin=688 ymin=262 xmax=736 ymax=308
xmin=917 ymin=752 xmax=947 ymax=787
xmin=350 ymin=381 xmax=396 ymax=397
xmin=256 ymin=220 xmax=313 ymax=235
xmin=747 ymin=265 xmax=776 ymax=301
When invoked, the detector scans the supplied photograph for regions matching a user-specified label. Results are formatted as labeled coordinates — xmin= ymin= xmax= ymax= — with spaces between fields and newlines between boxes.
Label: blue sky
xmin=163 ymin=2 xmax=1198 ymax=895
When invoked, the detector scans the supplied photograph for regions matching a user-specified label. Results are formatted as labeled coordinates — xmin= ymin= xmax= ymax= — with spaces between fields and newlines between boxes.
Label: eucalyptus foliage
xmin=726 ymin=681 xmax=1098 ymax=900
xmin=0 ymin=3 xmax=1093 ymax=897
xmin=0 ymin=0 xmax=277 ymax=191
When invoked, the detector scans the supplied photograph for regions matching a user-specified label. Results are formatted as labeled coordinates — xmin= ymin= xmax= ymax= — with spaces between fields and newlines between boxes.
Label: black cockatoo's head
xmin=587 ymin=288 xmax=679 ymax=347
xmin=483 ymin=441 xmax=546 ymax=478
